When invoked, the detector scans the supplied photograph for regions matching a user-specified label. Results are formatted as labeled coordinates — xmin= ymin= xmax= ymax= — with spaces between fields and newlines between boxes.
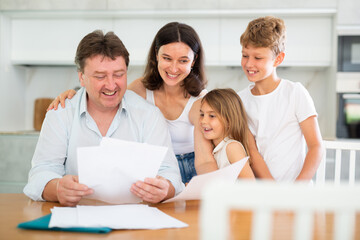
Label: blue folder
xmin=17 ymin=214 xmax=112 ymax=233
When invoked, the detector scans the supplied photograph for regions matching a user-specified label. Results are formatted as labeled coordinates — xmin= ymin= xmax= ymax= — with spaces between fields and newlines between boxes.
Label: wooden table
xmin=0 ymin=194 xmax=201 ymax=240
xmin=1 ymin=194 xmax=359 ymax=240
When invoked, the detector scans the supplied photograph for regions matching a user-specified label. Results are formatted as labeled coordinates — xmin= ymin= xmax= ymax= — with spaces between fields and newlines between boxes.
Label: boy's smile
xmin=241 ymin=45 xmax=284 ymax=95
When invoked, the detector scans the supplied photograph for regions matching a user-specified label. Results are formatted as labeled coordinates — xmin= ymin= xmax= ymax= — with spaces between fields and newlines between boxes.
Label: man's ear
xmin=78 ymin=72 xmax=85 ymax=87
xmin=274 ymin=52 xmax=285 ymax=67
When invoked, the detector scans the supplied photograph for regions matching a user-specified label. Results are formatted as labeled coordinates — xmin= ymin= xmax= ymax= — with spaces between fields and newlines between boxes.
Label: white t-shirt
xmin=238 ymin=79 xmax=317 ymax=181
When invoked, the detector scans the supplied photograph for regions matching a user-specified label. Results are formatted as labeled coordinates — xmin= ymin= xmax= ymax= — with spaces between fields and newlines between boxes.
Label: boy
xmin=238 ymin=16 xmax=324 ymax=181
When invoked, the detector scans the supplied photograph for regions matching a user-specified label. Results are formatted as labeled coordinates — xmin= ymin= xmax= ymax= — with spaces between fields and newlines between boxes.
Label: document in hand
xmin=49 ymin=205 xmax=188 ymax=229
xmin=78 ymin=138 xmax=168 ymax=204
xmin=164 ymin=157 xmax=249 ymax=203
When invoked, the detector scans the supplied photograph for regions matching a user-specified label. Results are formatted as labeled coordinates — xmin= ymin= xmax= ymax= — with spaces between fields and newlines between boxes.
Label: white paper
xmin=49 ymin=207 xmax=78 ymax=228
xmin=164 ymin=157 xmax=249 ymax=203
xmin=77 ymin=138 xmax=168 ymax=204
xmin=49 ymin=205 xmax=188 ymax=229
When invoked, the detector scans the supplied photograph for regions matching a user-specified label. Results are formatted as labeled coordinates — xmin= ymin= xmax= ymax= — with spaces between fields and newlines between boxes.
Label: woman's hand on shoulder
xmin=127 ymin=78 xmax=146 ymax=99
xmin=47 ymin=89 xmax=77 ymax=111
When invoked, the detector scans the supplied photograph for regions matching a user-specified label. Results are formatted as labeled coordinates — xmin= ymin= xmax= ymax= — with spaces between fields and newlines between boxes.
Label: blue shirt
xmin=24 ymin=87 xmax=184 ymax=201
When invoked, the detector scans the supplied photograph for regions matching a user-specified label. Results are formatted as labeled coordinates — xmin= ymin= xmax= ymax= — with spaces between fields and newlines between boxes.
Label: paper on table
xmin=49 ymin=207 xmax=78 ymax=228
xmin=164 ymin=157 xmax=249 ymax=203
xmin=77 ymin=138 xmax=168 ymax=204
xmin=49 ymin=205 xmax=188 ymax=229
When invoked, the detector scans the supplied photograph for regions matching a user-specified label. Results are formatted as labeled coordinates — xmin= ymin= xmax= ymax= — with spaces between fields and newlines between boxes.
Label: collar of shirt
xmin=77 ymin=87 xmax=128 ymax=137
xmin=212 ymin=137 xmax=230 ymax=155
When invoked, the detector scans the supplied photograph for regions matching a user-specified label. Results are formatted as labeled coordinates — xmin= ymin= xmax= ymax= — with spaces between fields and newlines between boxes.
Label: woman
xmin=48 ymin=22 xmax=209 ymax=184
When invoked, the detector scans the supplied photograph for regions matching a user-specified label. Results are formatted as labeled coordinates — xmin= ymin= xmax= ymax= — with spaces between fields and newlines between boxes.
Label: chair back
xmin=201 ymin=180 xmax=360 ymax=240
xmin=316 ymin=140 xmax=360 ymax=185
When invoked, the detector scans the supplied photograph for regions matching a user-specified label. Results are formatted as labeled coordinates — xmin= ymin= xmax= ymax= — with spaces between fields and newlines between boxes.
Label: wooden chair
xmin=201 ymin=180 xmax=360 ymax=240
xmin=315 ymin=140 xmax=360 ymax=185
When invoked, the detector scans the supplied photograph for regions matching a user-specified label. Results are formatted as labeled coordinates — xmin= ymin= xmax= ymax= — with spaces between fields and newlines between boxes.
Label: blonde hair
xmin=240 ymin=16 xmax=286 ymax=57
xmin=201 ymin=88 xmax=249 ymax=155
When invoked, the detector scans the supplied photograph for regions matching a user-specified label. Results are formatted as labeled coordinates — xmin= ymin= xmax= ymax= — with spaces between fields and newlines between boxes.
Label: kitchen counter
xmin=0 ymin=132 xmax=39 ymax=193
xmin=0 ymin=130 xmax=39 ymax=135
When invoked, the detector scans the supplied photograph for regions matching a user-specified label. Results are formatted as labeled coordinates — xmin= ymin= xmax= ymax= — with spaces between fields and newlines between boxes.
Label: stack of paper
xmin=49 ymin=205 xmax=188 ymax=229
xmin=77 ymin=138 xmax=168 ymax=204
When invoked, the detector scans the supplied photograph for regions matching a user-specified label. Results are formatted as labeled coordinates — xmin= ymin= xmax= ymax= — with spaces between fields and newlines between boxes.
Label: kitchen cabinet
xmin=0 ymin=133 xmax=38 ymax=193
xmin=112 ymin=18 xmax=220 ymax=65
xmin=337 ymin=0 xmax=360 ymax=36
xmin=337 ymin=0 xmax=360 ymax=26
xmin=9 ymin=9 xmax=335 ymax=67
xmin=11 ymin=17 xmax=113 ymax=65
xmin=10 ymin=12 xmax=222 ymax=66
xmin=220 ymin=16 xmax=333 ymax=67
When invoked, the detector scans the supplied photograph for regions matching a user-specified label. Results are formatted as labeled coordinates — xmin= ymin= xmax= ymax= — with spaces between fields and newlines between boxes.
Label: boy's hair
xmin=240 ymin=16 xmax=286 ymax=57
xmin=201 ymin=88 xmax=249 ymax=155
xmin=75 ymin=30 xmax=129 ymax=73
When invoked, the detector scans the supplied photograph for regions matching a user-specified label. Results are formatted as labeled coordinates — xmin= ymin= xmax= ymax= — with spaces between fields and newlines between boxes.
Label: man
xmin=24 ymin=30 xmax=184 ymax=206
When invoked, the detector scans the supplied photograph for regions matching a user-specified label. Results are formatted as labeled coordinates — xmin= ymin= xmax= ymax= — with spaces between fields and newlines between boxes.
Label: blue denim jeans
xmin=176 ymin=152 xmax=197 ymax=184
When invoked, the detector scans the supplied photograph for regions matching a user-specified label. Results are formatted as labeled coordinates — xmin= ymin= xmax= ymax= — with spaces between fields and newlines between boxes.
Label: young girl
xmin=199 ymin=88 xmax=255 ymax=178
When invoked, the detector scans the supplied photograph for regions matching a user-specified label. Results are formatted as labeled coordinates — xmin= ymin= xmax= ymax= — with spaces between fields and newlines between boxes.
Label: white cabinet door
xmin=220 ymin=16 xmax=333 ymax=66
xmin=338 ymin=0 xmax=360 ymax=26
xmin=10 ymin=14 xmax=333 ymax=67
xmin=11 ymin=16 xmax=220 ymax=66
xmin=219 ymin=18 xmax=249 ymax=65
xmin=11 ymin=18 xmax=113 ymax=65
xmin=182 ymin=18 xmax=220 ymax=66
xmin=284 ymin=17 xmax=332 ymax=66
xmin=113 ymin=18 xmax=167 ymax=66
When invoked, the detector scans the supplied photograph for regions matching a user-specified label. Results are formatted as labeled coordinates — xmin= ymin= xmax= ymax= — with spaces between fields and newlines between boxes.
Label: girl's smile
xmin=199 ymin=101 xmax=225 ymax=147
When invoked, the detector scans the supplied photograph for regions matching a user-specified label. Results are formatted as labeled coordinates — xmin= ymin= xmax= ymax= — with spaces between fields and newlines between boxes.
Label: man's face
xmin=79 ymin=55 xmax=127 ymax=113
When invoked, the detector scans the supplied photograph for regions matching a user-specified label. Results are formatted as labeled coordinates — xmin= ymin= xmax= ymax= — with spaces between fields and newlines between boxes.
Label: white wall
xmin=0 ymin=15 xmax=27 ymax=131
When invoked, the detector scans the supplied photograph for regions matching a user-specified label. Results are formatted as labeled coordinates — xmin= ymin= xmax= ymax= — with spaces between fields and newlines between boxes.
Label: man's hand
xmin=43 ymin=175 xmax=93 ymax=206
xmin=130 ymin=176 xmax=174 ymax=203
xmin=56 ymin=175 xmax=93 ymax=206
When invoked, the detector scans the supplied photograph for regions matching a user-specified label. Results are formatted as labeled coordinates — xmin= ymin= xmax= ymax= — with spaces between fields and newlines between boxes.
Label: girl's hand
xmin=47 ymin=89 xmax=77 ymax=111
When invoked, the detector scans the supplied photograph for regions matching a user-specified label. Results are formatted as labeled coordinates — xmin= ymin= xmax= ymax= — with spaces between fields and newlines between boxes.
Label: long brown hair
xmin=142 ymin=22 xmax=207 ymax=97
xmin=201 ymin=88 xmax=249 ymax=155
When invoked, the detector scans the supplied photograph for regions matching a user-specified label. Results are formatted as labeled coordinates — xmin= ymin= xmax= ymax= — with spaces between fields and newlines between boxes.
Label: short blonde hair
xmin=240 ymin=16 xmax=286 ymax=57
xmin=201 ymin=88 xmax=249 ymax=155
